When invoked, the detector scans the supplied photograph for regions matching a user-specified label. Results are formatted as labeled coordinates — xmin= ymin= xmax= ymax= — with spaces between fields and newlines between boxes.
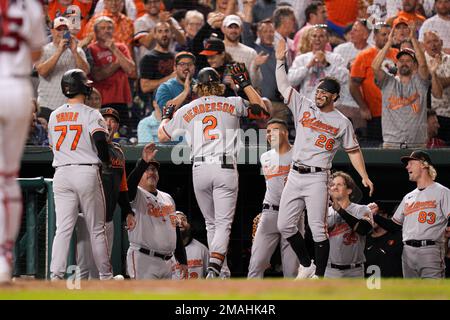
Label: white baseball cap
xmin=53 ymin=16 xmax=70 ymax=29
xmin=222 ymin=15 xmax=242 ymax=28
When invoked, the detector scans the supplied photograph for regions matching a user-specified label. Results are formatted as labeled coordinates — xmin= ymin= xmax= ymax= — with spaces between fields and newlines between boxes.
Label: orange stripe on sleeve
xmin=120 ymin=165 xmax=128 ymax=192
xmin=345 ymin=146 xmax=360 ymax=153
xmin=91 ymin=128 xmax=108 ymax=135
xmin=287 ymin=88 xmax=293 ymax=105
xmin=162 ymin=125 xmax=171 ymax=140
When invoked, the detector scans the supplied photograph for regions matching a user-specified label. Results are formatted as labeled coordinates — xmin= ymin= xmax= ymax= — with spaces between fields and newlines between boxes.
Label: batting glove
xmin=228 ymin=62 xmax=252 ymax=89
xmin=162 ymin=104 xmax=175 ymax=120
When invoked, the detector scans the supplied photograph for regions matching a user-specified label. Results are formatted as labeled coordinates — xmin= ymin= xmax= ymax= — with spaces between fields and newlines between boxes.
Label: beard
xmin=181 ymin=227 xmax=192 ymax=243
xmin=315 ymin=95 xmax=329 ymax=108
xmin=157 ymin=37 xmax=170 ymax=48
xmin=399 ymin=66 xmax=412 ymax=76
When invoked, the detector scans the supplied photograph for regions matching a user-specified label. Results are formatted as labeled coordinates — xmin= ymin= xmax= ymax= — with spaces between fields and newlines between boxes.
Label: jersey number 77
xmin=54 ymin=125 xmax=83 ymax=151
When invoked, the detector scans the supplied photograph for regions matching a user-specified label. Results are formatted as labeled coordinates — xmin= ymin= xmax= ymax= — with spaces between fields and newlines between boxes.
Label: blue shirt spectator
xmin=155 ymin=77 xmax=184 ymax=112
xmin=137 ymin=112 xmax=160 ymax=144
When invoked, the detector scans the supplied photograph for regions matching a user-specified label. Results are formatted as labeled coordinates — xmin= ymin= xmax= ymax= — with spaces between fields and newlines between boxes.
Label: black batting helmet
xmin=61 ymin=69 xmax=93 ymax=98
xmin=197 ymin=67 xmax=221 ymax=85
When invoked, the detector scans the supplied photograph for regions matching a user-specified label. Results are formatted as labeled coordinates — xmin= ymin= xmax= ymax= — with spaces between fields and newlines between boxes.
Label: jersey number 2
xmin=54 ymin=125 xmax=83 ymax=151
xmin=203 ymin=115 xmax=219 ymax=140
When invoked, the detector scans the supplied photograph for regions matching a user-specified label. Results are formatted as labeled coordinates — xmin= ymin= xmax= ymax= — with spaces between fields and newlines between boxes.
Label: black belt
xmin=263 ymin=203 xmax=279 ymax=211
xmin=139 ymin=248 xmax=173 ymax=261
xmin=404 ymin=240 xmax=436 ymax=247
xmin=58 ymin=163 xmax=97 ymax=167
xmin=330 ymin=263 xmax=362 ymax=270
xmin=193 ymin=155 xmax=234 ymax=169
xmin=292 ymin=163 xmax=323 ymax=174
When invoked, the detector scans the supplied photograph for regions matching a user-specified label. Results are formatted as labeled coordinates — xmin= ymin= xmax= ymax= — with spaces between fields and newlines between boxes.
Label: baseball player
xmin=0 ymin=0 xmax=47 ymax=283
xmin=373 ymin=150 xmax=450 ymax=278
xmin=48 ymin=69 xmax=113 ymax=280
xmin=126 ymin=143 xmax=188 ymax=279
xmin=158 ymin=65 xmax=269 ymax=278
xmin=325 ymin=171 xmax=374 ymax=278
xmin=171 ymin=211 xmax=210 ymax=280
xmin=248 ymin=118 xmax=303 ymax=279
xmin=275 ymin=38 xmax=374 ymax=279
xmin=75 ymin=107 xmax=135 ymax=279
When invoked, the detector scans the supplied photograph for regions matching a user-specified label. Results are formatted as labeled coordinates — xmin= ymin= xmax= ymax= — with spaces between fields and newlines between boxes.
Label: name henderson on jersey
xmin=182 ymin=101 xmax=236 ymax=123
xmin=174 ymin=304 xmax=276 ymax=317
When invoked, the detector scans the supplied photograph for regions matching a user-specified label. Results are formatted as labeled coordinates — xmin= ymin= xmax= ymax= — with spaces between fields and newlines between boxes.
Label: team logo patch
xmin=98 ymin=119 xmax=107 ymax=129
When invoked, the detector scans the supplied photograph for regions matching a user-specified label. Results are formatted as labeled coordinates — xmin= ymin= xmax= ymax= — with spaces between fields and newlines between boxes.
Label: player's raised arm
xmin=347 ymin=149 xmax=374 ymax=197
xmin=275 ymin=38 xmax=292 ymax=100
xmin=157 ymin=104 xmax=175 ymax=142
xmin=127 ymin=143 xmax=159 ymax=201
xmin=227 ymin=62 xmax=270 ymax=120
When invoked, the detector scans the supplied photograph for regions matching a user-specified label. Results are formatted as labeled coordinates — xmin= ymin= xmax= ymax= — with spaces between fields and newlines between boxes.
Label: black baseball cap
xmin=175 ymin=51 xmax=196 ymax=64
xmin=100 ymin=107 xmax=120 ymax=122
xmin=199 ymin=38 xmax=225 ymax=56
xmin=400 ymin=150 xmax=433 ymax=166
xmin=396 ymin=48 xmax=417 ymax=62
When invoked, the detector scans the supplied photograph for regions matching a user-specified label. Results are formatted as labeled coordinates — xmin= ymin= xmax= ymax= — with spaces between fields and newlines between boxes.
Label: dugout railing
xmin=16 ymin=178 xmax=126 ymax=279
xmin=18 ymin=146 xmax=450 ymax=277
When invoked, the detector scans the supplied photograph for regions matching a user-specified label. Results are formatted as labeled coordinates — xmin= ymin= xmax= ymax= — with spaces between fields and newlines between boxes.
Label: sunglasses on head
xmin=313 ymin=24 xmax=328 ymax=30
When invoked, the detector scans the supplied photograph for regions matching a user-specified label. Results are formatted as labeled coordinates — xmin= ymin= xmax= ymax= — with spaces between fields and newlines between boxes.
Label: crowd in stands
xmin=28 ymin=0 xmax=450 ymax=149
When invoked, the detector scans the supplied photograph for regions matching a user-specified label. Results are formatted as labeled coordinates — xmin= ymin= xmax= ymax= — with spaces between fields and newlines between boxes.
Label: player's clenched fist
xmin=228 ymin=62 xmax=252 ymax=89
xmin=142 ymin=143 xmax=158 ymax=163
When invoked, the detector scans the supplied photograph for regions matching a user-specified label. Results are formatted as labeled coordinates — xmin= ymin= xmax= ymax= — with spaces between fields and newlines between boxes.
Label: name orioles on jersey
xmin=395 ymin=200 xmax=438 ymax=225
xmin=172 ymin=259 xmax=204 ymax=278
xmin=299 ymin=111 xmax=358 ymax=152
xmin=145 ymin=201 xmax=177 ymax=226
xmin=262 ymin=164 xmax=291 ymax=180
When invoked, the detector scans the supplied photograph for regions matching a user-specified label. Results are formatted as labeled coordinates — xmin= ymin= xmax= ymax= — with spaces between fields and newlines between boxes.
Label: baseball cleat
xmin=0 ymin=257 xmax=11 ymax=284
xmin=206 ymin=267 xmax=220 ymax=279
xmin=0 ymin=272 xmax=11 ymax=284
xmin=295 ymin=261 xmax=317 ymax=280
xmin=113 ymin=274 xmax=125 ymax=280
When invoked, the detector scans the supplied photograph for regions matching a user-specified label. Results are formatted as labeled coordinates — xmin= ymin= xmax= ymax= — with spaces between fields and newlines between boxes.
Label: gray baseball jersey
xmin=171 ymin=238 xmax=209 ymax=280
xmin=48 ymin=103 xmax=108 ymax=167
xmin=48 ymin=103 xmax=112 ymax=280
xmin=283 ymin=88 xmax=360 ymax=169
xmin=128 ymin=187 xmax=177 ymax=254
xmin=162 ymin=94 xmax=250 ymax=275
xmin=162 ymin=96 xmax=248 ymax=159
xmin=327 ymin=203 xmax=373 ymax=265
xmin=261 ymin=148 xmax=293 ymax=206
xmin=376 ymin=73 xmax=429 ymax=145
xmin=248 ymin=147 xmax=300 ymax=278
xmin=393 ymin=182 xmax=450 ymax=242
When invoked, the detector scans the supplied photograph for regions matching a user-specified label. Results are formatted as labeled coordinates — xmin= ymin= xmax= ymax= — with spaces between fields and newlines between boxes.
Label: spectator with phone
xmin=36 ymin=16 xmax=90 ymax=121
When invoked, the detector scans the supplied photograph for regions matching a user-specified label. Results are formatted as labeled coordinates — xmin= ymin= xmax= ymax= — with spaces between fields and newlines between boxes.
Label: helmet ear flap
xmin=83 ymin=84 xmax=93 ymax=97
xmin=61 ymin=69 xmax=92 ymax=98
